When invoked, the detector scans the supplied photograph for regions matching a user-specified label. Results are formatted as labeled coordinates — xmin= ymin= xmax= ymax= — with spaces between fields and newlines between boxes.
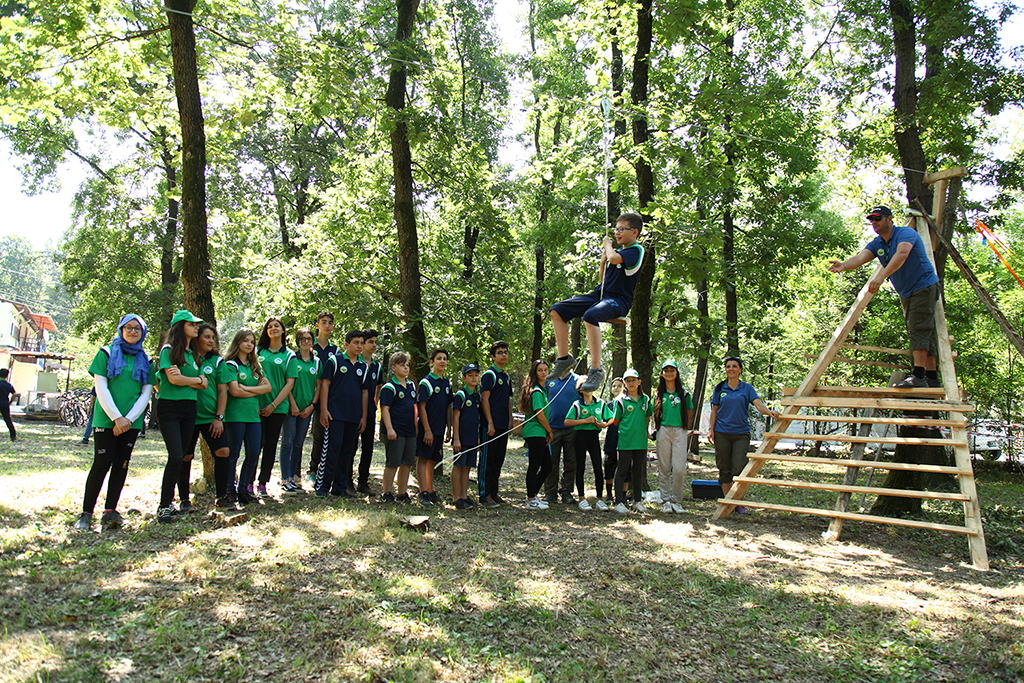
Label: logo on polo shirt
xmin=356 ymin=368 xmax=363 ymax=376
xmin=720 ymin=392 xmax=727 ymax=399
xmin=258 ymin=355 xmax=266 ymax=363
xmin=877 ymin=248 xmax=885 ymax=257
xmin=309 ymin=366 xmax=317 ymax=374
xmin=204 ymin=366 xmax=213 ymax=375
xmin=549 ymin=381 xmax=555 ymax=388
xmin=398 ymin=391 xmax=405 ymax=398
xmin=341 ymin=366 xmax=348 ymax=374
xmin=274 ymin=357 xmax=283 ymax=365
xmin=498 ymin=379 xmax=503 ymax=385
xmin=240 ymin=372 xmax=248 ymax=380
xmin=626 ymin=405 xmax=634 ymax=412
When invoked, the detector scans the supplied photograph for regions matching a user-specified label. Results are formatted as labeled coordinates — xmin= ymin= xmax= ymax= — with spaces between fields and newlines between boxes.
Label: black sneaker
xmin=455 ymin=498 xmax=467 ymax=510
xmin=236 ymin=490 xmax=254 ymax=506
xmin=464 ymin=497 xmax=478 ymax=508
xmin=314 ymin=490 xmax=328 ymax=498
xmin=379 ymin=491 xmax=396 ymax=504
xmin=395 ymin=493 xmax=412 ymax=504
xmin=418 ymin=491 xmax=434 ymax=507
xmin=481 ymin=496 xmax=500 ymax=509
xmin=157 ymin=506 xmax=178 ymax=524
xmin=215 ymin=497 xmax=240 ymax=512
xmin=493 ymin=494 xmax=506 ymax=504
xmin=561 ymin=493 xmax=575 ymax=505
xmin=357 ymin=482 xmax=374 ymax=495
xmin=178 ymin=501 xmax=196 ymax=514
xmin=100 ymin=510 xmax=124 ymax=530
xmin=73 ymin=512 xmax=92 ymax=531
xmin=429 ymin=491 xmax=441 ymax=504
xmin=926 ymin=377 xmax=942 ymax=388
xmin=892 ymin=374 xmax=928 ymax=389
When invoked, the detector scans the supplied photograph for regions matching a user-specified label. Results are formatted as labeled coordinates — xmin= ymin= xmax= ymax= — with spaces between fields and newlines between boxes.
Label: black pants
xmin=158 ymin=399 xmax=197 ymax=508
xmin=258 ymin=412 xmax=286 ymax=485
xmin=483 ymin=433 xmax=508 ymax=500
xmin=357 ymin=409 xmax=377 ymax=486
xmin=0 ymin=404 xmax=14 ymax=440
xmin=525 ymin=436 xmax=551 ymax=498
xmin=187 ymin=422 xmax=231 ymax=500
xmin=615 ymin=449 xmax=646 ymax=504
xmin=307 ymin=405 xmax=324 ymax=478
xmin=574 ymin=430 xmax=603 ymax=497
xmin=83 ymin=427 xmax=139 ymax=513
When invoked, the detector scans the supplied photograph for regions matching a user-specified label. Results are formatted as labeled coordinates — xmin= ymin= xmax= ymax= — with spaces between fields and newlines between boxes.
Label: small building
xmin=0 ymin=298 xmax=68 ymax=407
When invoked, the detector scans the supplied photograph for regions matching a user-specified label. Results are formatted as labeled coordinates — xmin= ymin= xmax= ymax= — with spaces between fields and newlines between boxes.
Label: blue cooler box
xmin=691 ymin=480 xmax=723 ymax=499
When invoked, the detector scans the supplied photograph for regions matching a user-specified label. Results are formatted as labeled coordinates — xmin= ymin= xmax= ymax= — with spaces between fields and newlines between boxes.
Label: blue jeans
xmin=279 ymin=413 xmax=312 ymax=482
xmin=227 ymin=421 xmax=262 ymax=491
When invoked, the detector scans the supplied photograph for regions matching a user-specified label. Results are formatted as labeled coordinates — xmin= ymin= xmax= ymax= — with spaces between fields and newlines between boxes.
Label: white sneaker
xmin=578 ymin=498 xmax=592 ymax=511
xmin=662 ymin=502 xmax=673 ymax=513
xmin=595 ymin=499 xmax=609 ymax=511
xmin=671 ymin=502 xmax=684 ymax=513
xmin=613 ymin=503 xmax=630 ymax=514
xmin=527 ymin=498 xmax=540 ymax=510
xmin=536 ymin=497 xmax=549 ymax=510
xmin=633 ymin=501 xmax=647 ymax=514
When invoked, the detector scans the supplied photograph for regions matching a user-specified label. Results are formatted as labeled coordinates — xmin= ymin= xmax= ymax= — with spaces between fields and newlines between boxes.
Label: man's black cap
xmin=866 ymin=206 xmax=894 ymax=219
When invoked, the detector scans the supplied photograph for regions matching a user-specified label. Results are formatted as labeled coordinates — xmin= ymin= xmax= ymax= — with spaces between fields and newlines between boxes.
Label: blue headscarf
xmin=107 ymin=313 xmax=150 ymax=385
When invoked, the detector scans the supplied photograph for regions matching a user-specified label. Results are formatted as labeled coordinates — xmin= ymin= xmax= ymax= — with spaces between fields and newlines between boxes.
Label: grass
xmin=1 ymin=420 xmax=1023 ymax=682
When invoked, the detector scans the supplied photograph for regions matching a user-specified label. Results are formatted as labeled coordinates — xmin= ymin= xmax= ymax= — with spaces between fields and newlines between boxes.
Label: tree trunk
xmin=606 ymin=7 xmax=628 ymax=391
xmin=723 ymin=205 xmax=739 ymax=356
xmin=157 ymin=129 xmax=180 ymax=327
xmin=532 ymin=244 xmax=544 ymax=363
xmin=386 ymin=0 xmax=427 ymax=375
xmin=166 ymin=0 xmax=215 ymax=326
xmin=934 ymin=177 xmax=961 ymax=296
xmin=890 ymin=0 xmax=933 ymax=209
xmin=629 ymin=0 xmax=655 ymax=392
xmin=690 ymin=275 xmax=710 ymax=453
xmin=871 ymin=426 xmax=954 ymax=515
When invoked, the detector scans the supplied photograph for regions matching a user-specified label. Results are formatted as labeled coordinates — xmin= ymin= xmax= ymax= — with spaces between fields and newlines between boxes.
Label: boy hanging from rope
xmin=550 ymin=213 xmax=646 ymax=392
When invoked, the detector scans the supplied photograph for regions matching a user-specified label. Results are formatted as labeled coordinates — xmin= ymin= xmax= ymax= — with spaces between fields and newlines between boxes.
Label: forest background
xmin=2 ymin=0 xmax=1024 ymax=433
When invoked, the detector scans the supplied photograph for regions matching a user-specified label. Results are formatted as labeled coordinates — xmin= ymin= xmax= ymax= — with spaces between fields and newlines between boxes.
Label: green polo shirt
xmin=613 ymin=393 xmax=652 ymax=450
xmin=522 ymin=385 xmax=550 ymax=439
xmin=292 ymin=353 xmax=320 ymax=410
xmin=659 ymin=390 xmax=693 ymax=428
xmin=196 ymin=354 xmax=230 ymax=424
xmin=224 ymin=359 xmax=261 ymax=423
xmin=257 ymin=346 xmax=298 ymax=415
xmin=157 ymin=345 xmax=199 ymax=402
xmin=566 ymin=397 xmax=605 ymax=431
xmin=88 ymin=347 xmax=149 ymax=430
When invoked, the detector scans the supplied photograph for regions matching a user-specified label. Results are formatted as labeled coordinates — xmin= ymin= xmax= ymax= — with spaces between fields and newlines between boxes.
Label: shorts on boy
xmin=416 ymin=432 xmax=444 ymax=462
xmin=550 ymin=292 xmax=627 ymax=326
xmin=385 ymin=436 xmax=416 ymax=468
xmin=454 ymin=445 xmax=479 ymax=469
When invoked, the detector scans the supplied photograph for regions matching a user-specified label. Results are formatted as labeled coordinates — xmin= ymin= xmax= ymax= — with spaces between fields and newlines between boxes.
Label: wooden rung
xmin=840 ymin=343 xmax=912 ymax=356
xmin=763 ymin=432 xmax=965 ymax=447
xmin=715 ymin=499 xmax=978 ymax=535
xmin=803 ymin=354 xmax=909 ymax=370
xmin=733 ymin=476 xmax=971 ymax=501
xmin=607 ymin=317 xmax=628 ymax=325
xmin=780 ymin=397 xmax=974 ymax=412
xmin=924 ymin=166 xmax=968 ymax=184
xmin=782 ymin=386 xmax=945 ymax=398
xmin=746 ymin=452 xmax=973 ymax=475
xmin=780 ymin=414 xmax=960 ymax=427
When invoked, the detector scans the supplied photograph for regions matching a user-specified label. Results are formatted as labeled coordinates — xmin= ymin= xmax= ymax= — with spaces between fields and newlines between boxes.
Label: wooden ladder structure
xmin=712 ymin=168 xmax=989 ymax=570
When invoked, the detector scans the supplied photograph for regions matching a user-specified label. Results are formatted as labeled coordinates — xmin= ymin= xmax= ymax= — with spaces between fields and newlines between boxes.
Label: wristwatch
xmin=215 ymin=414 xmax=225 ymax=421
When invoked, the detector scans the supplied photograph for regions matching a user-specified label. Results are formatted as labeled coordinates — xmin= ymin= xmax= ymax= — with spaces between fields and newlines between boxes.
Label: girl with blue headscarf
xmin=74 ymin=314 xmax=154 ymax=532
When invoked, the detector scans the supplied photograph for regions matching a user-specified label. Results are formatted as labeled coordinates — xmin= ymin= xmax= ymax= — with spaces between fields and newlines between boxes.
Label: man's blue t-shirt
xmin=453 ymin=387 xmax=482 ymax=449
xmin=417 ymin=372 xmax=452 ymax=436
xmin=322 ymin=352 xmax=368 ymax=422
xmin=589 ymin=242 xmax=645 ymax=308
xmin=710 ymin=381 xmax=761 ymax=435
xmin=544 ymin=373 xmax=581 ymax=428
xmin=480 ymin=365 xmax=512 ymax=431
xmin=379 ymin=377 xmax=416 ymax=437
xmin=864 ymin=225 xmax=939 ymax=298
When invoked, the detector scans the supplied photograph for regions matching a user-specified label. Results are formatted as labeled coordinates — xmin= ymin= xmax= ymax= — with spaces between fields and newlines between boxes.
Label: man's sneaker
xmin=379 ymin=491 xmax=396 ymax=504
xmin=633 ymin=501 xmax=647 ymax=514
xmin=357 ymin=482 xmax=374 ymax=495
xmin=395 ymin=493 xmax=412 ymax=504
xmin=157 ymin=506 xmax=178 ymax=524
xmin=178 ymin=501 xmax=196 ymax=514
xmin=418 ymin=491 xmax=434 ymax=507
xmin=671 ymin=502 xmax=684 ymax=514
xmin=527 ymin=498 xmax=541 ymax=510
xmin=580 ymin=367 xmax=605 ymax=393
xmin=73 ymin=512 xmax=92 ymax=531
xmin=100 ymin=510 xmax=124 ymax=530
xmin=561 ymin=493 xmax=575 ymax=505
xmin=613 ymin=502 xmax=630 ymax=514
xmin=550 ymin=354 xmax=577 ymax=380
xmin=578 ymin=498 xmax=593 ymax=511
xmin=892 ymin=374 xmax=927 ymax=389
xmin=662 ymin=502 xmax=673 ymax=513
xmin=595 ymin=499 xmax=609 ymax=511
xmin=481 ymin=496 xmax=500 ymax=509
xmin=926 ymin=376 xmax=942 ymax=388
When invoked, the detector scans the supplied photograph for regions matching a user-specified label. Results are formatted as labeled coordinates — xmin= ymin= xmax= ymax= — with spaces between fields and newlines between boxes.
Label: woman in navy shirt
xmin=708 ymin=356 xmax=780 ymax=512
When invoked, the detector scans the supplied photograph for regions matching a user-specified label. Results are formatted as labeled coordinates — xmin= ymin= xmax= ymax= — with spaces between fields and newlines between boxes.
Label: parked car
xmin=970 ymin=420 xmax=1008 ymax=461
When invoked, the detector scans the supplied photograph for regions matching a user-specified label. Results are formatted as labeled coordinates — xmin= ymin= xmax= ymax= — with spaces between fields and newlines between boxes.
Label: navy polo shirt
xmin=322 ymin=352 xmax=368 ymax=423
xmin=545 ymin=373 xmax=581 ymax=428
xmin=480 ymin=364 xmax=512 ymax=431
xmin=865 ymin=225 xmax=939 ymax=298
xmin=363 ymin=358 xmax=385 ymax=415
xmin=453 ymin=387 xmax=482 ymax=449
xmin=313 ymin=341 xmax=338 ymax=367
xmin=588 ymin=242 xmax=645 ymax=308
xmin=379 ymin=377 xmax=416 ymax=437
xmin=710 ymin=381 xmax=760 ymax=435
xmin=417 ymin=372 xmax=452 ymax=436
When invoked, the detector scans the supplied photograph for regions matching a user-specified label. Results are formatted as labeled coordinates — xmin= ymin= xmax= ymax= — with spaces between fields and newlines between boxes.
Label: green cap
xmin=170 ymin=309 xmax=203 ymax=326
xmin=661 ymin=359 xmax=679 ymax=370
xmin=623 ymin=368 xmax=639 ymax=379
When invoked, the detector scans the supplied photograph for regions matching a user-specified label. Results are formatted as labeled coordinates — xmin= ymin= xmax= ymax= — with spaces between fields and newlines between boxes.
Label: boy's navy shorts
xmin=416 ymin=432 xmax=445 ymax=462
xmin=550 ymin=293 xmax=628 ymax=326
xmin=454 ymin=444 xmax=479 ymax=468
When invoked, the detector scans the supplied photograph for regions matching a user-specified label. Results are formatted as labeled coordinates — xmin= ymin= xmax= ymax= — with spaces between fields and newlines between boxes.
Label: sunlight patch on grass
xmin=0 ymin=630 xmax=63 ymax=682
xmin=513 ymin=576 xmax=566 ymax=608
xmin=395 ymin=574 xmax=437 ymax=599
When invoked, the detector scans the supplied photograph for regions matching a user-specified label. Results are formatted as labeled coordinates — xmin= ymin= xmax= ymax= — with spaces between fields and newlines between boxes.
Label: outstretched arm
xmin=828 ymin=248 xmax=874 ymax=274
